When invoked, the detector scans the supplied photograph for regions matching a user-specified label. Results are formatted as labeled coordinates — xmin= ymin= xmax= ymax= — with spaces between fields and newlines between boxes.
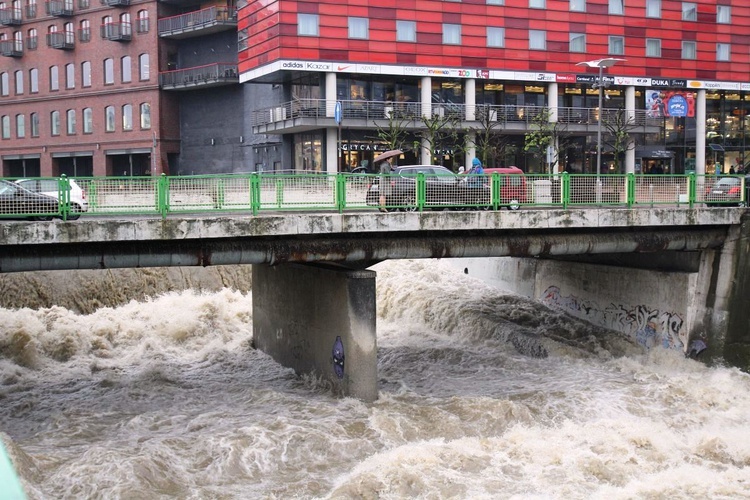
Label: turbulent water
xmin=1 ymin=260 xmax=749 ymax=499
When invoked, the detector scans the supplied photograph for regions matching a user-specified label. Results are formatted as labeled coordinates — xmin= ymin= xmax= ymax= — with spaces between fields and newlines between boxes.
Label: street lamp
xmin=576 ymin=58 xmax=625 ymax=201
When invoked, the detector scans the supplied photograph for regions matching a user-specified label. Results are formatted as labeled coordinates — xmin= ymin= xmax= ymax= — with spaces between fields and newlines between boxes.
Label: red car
xmin=483 ymin=167 xmax=528 ymax=210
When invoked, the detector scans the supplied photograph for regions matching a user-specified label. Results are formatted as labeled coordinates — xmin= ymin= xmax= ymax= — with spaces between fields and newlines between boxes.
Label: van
xmin=483 ymin=166 xmax=528 ymax=209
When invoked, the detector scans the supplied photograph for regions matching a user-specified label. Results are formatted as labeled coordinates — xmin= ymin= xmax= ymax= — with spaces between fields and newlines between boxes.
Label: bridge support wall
xmin=252 ymin=263 xmax=378 ymax=401
xmin=449 ymin=231 xmax=750 ymax=370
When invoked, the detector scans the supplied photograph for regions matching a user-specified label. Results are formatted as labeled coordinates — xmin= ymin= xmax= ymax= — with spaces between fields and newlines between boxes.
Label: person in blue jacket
xmin=468 ymin=157 xmax=484 ymax=187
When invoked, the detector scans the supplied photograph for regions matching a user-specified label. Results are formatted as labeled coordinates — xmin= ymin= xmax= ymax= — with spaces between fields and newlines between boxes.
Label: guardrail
xmin=0 ymin=173 xmax=746 ymax=220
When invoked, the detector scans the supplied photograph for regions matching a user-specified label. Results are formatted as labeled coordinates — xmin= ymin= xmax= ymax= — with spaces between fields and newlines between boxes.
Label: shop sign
xmin=556 ymin=74 xmax=576 ymax=83
xmin=340 ymin=143 xmax=388 ymax=152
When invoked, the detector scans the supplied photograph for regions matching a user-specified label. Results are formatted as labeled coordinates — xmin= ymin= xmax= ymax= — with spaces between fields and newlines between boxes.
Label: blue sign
xmin=334 ymin=101 xmax=342 ymax=125
xmin=667 ymin=95 xmax=688 ymax=117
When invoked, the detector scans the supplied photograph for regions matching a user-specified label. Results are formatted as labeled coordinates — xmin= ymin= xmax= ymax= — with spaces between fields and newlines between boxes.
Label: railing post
xmin=491 ymin=172 xmax=499 ymax=211
xmin=158 ymin=173 xmax=169 ymax=218
xmin=275 ymin=178 xmax=284 ymax=208
xmin=417 ymin=172 xmax=425 ymax=212
xmin=250 ymin=173 xmax=261 ymax=215
xmin=58 ymin=174 xmax=70 ymax=220
xmin=336 ymin=173 xmax=346 ymax=213
xmin=561 ymin=172 xmax=570 ymax=209
xmin=626 ymin=172 xmax=635 ymax=207
xmin=688 ymin=173 xmax=696 ymax=209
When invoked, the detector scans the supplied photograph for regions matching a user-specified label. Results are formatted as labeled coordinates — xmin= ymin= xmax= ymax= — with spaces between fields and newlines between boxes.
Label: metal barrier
xmin=0 ymin=173 xmax=745 ymax=220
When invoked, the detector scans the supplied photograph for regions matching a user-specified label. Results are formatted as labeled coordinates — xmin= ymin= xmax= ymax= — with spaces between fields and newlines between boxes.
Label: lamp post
xmin=576 ymin=58 xmax=625 ymax=201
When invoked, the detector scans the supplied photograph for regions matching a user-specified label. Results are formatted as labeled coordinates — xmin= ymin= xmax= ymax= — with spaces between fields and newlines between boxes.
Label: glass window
xmin=682 ymin=41 xmax=696 ymax=59
xmin=79 ymin=19 xmax=90 ymax=42
xmin=83 ymin=107 xmax=92 ymax=133
xmin=397 ymin=20 xmax=416 ymax=42
xmin=122 ymin=104 xmax=132 ymax=131
xmin=348 ymin=17 xmax=368 ymax=39
xmin=105 ymin=106 xmax=115 ymax=132
xmin=138 ymin=53 xmax=149 ymax=80
xmin=717 ymin=43 xmax=730 ymax=61
xmin=50 ymin=65 xmax=59 ymax=91
xmin=29 ymin=68 xmax=38 ymax=93
xmin=529 ymin=30 xmax=546 ymax=50
xmin=140 ymin=102 xmax=150 ymax=129
xmin=682 ymin=2 xmax=696 ymax=21
xmin=51 ymin=110 xmax=60 ymax=136
xmin=16 ymin=114 xmax=24 ymax=138
xmin=82 ymin=61 xmax=91 ymax=87
xmin=529 ymin=0 xmax=544 ymax=7
xmin=26 ymin=28 xmax=37 ymax=49
xmin=66 ymin=109 xmax=75 ymax=135
xmin=443 ymin=24 xmax=460 ymax=45
xmin=646 ymin=0 xmax=660 ymax=18
xmin=570 ymin=0 xmax=585 ymax=11
xmin=104 ymin=58 xmax=114 ymax=84
xmin=487 ymin=27 xmax=504 ymax=48
xmin=1 ymin=116 xmax=9 ymax=139
xmin=569 ymin=33 xmax=585 ymax=52
xmin=136 ymin=9 xmax=148 ymax=33
xmin=121 ymin=56 xmax=131 ymax=83
xmin=297 ymin=13 xmax=318 ymax=36
xmin=14 ymin=70 xmax=23 ymax=95
xmin=609 ymin=0 xmax=623 ymax=15
xmin=0 ymin=73 xmax=7 ymax=96
xmin=65 ymin=63 xmax=74 ymax=89
xmin=30 ymin=112 xmax=38 ymax=137
xmin=646 ymin=39 xmax=661 ymax=57
xmin=487 ymin=0 xmax=503 ymax=4
xmin=717 ymin=6 xmax=730 ymax=24
xmin=609 ymin=36 xmax=624 ymax=55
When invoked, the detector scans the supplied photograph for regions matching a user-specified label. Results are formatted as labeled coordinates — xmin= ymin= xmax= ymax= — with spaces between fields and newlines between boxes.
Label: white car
xmin=15 ymin=178 xmax=89 ymax=215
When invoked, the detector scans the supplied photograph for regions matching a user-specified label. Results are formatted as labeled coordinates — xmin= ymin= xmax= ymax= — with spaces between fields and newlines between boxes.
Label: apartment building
xmin=239 ymin=0 xmax=750 ymax=176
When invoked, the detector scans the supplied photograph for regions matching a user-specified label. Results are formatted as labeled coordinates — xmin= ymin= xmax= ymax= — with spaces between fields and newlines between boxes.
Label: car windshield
xmin=716 ymin=178 xmax=740 ymax=187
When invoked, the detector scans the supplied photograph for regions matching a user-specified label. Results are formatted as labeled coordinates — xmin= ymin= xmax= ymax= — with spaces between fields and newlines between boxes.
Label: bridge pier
xmin=252 ymin=263 xmax=378 ymax=401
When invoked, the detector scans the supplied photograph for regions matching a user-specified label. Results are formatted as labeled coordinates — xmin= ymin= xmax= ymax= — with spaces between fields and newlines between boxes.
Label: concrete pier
xmin=252 ymin=263 xmax=378 ymax=401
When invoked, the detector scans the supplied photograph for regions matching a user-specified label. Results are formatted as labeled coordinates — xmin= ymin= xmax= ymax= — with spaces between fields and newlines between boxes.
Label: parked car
xmin=483 ymin=166 xmax=528 ymax=210
xmin=0 ymin=179 xmax=61 ymax=220
xmin=15 ymin=178 xmax=88 ymax=216
xmin=366 ymin=165 xmax=489 ymax=211
xmin=704 ymin=176 xmax=747 ymax=207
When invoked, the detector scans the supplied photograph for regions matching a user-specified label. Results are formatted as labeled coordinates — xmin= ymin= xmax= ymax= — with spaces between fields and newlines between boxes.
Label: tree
xmin=523 ymin=107 xmax=571 ymax=174
xmin=602 ymin=107 xmax=639 ymax=173
xmin=470 ymin=104 xmax=515 ymax=168
xmin=370 ymin=106 xmax=415 ymax=163
xmin=418 ymin=106 xmax=461 ymax=166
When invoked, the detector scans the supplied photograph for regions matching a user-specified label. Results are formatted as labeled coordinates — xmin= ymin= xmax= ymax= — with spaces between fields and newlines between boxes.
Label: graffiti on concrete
xmin=541 ymin=286 xmax=685 ymax=351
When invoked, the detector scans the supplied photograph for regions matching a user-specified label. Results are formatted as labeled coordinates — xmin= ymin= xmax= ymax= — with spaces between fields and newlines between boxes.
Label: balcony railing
xmin=0 ymin=7 xmax=22 ymax=24
xmin=159 ymin=63 xmax=238 ymax=90
xmin=100 ymin=0 xmax=130 ymax=6
xmin=158 ymin=6 xmax=236 ymax=39
xmin=26 ymin=36 xmax=37 ymax=50
xmin=0 ymin=40 xmax=23 ymax=57
xmin=100 ymin=22 xmax=131 ymax=41
xmin=251 ymin=99 xmax=659 ymax=130
xmin=46 ymin=31 xmax=75 ymax=49
xmin=45 ymin=0 xmax=74 ymax=16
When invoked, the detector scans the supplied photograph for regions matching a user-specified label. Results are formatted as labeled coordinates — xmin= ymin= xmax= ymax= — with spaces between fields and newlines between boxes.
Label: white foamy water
xmin=1 ymin=260 xmax=749 ymax=499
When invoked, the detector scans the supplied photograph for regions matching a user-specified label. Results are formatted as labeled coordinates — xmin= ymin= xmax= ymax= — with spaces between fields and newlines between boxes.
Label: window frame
xmin=569 ymin=32 xmax=586 ymax=53
xmin=396 ymin=20 xmax=416 ymax=42
xmin=487 ymin=26 xmax=505 ymax=48
xmin=297 ymin=13 xmax=318 ymax=36
xmin=646 ymin=38 xmax=661 ymax=57
xmin=442 ymin=23 xmax=461 ymax=45
xmin=529 ymin=30 xmax=546 ymax=50
xmin=682 ymin=2 xmax=696 ymax=21
xmin=348 ymin=17 xmax=369 ymax=40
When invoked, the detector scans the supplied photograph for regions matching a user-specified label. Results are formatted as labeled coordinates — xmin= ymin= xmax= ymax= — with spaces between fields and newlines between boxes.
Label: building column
xmin=696 ymin=89 xmax=706 ymax=176
xmin=421 ymin=137 xmax=431 ymax=165
xmin=325 ymin=72 xmax=337 ymax=117
xmin=465 ymin=78 xmax=476 ymax=121
xmin=547 ymin=82 xmax=558 ymax=123
xmin=420 ymin=76 xmax=432 ymax=119
xmin=465 ymin=132 xmax=476 ymax=169
xmin=625 ymin=86 xmax=636 ymax=174
xmin=326 ymin=127 xmax=338 ymax=174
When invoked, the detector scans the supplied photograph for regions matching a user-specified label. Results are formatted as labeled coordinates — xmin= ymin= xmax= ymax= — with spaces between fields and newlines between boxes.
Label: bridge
xmin=1 ymin=203 xmax=748 ymax=401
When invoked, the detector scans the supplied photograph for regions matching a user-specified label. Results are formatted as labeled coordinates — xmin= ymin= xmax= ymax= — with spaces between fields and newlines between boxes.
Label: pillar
xmin=252 ymin=263 xmax=378 ymax=402
xmin=625 ymin=86 xmax=636 ymax=174
xmin=696 ymin=89 xmax=706 ymax=176
xmin=465 ymin=78 xmax=476 ymax=121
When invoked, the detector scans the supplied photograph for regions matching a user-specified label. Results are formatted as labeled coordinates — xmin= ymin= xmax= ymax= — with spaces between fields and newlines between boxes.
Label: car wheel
xmin=65 ymin=214 xmax=80 ymax=221
xmin=34 ymin=216 xmax=53 ymax=221
xmin=400 ymin=195 xmax=418 ymax=212
xmin=508 ymin=199 xmax=521 ymax=210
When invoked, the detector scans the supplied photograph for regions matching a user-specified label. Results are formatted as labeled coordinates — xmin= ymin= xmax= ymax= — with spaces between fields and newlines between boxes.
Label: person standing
xmin=378 ymin=156 xmax=393 ymax=212
xmin=468 ymin=157 xmax=484 ymax=187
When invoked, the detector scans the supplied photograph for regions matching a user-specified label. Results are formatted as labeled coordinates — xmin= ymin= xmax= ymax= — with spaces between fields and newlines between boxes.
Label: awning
xmin=104 ymin=148 xmax=152 ymax=155
xmin=2 ymin=154 xmax=41 ymax=160
xmin=51 ymin=151 xmax=94 ymax=158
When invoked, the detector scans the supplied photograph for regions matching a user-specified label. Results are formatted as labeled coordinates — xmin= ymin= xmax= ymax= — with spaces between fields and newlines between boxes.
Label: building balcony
xmin=101 ymin=22 xmax=132 ymax=41
xmin=158 ymin=6 xmax=236 ymax=39
xmin=46 ymin=32 xmax=75 ymax=50
xmin=251 ymin=99 xmax=662 ymax=135
xmin=100 ymin=0 xmax=130 ymax=6
xmin=45 ymin=0 xmax=74 ymax=16
xmin=0 ymin=7 xmax=22 ymax=25
xmin=0 ymin=40 xmax=23 ymax=57
xmin=159 ymin=63 xmax=238 ymax=90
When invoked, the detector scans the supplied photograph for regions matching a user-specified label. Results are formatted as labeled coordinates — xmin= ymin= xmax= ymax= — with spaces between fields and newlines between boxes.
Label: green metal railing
xmin=0 ymin=172 xmax=746 ymax=220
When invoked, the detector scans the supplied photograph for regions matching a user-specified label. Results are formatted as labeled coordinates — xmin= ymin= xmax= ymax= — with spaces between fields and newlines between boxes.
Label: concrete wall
xmin=252 ymin=263 xmax=378 ymax=401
